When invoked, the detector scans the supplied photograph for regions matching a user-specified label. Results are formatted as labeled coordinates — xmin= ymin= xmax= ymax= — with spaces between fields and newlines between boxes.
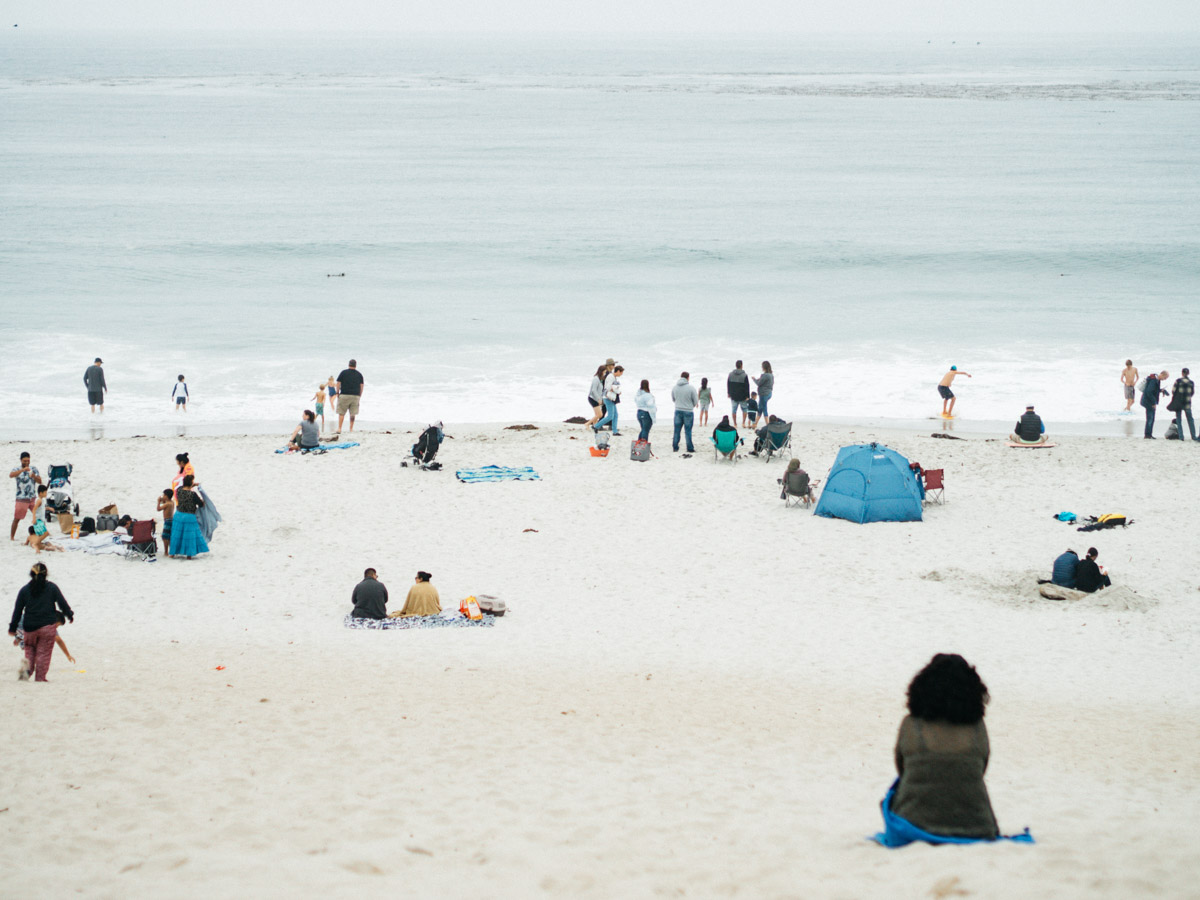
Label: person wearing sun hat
xmin=937 ymin=365 xmax=971 ymax=418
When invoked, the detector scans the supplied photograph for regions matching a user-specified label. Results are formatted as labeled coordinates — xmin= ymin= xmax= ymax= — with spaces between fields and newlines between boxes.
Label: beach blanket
xmin=275 ymin=442 xmax=360 ymax=454
xmin=60 ymin=533 xmax=129 ymax=556
xmin=196 ymin=486 xmax=222 ymax=542
xmin=455 ymin=466 xmax=541 ymax=483
xmin=872 ymin=780 xmax=1034 ymax=848
xmin=344 ymin=612 xmax=495 ymax=630
xmin=873 ymin=777 xmax=1032 ymax=849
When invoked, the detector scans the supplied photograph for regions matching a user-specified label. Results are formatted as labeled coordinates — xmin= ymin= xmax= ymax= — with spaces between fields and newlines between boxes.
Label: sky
xmin=7 ymin=0 xmax=1198 ymax=34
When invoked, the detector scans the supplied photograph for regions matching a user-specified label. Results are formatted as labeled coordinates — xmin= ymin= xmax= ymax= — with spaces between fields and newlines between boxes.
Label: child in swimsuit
xmin=156 ymin=487 xmax=174 ymax=556
xmin=312 ymin=385 xmax=327 ymax=432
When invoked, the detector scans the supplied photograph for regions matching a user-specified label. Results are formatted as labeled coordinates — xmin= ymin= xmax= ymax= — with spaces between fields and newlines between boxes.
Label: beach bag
xmin=99 ymin=503 xmax=118 ymax=516
xmin=594 ymin=431 xmax=610 ymax=450
xmin=79 ymin=515 xmax=96 ymax=535
xmin=476 ymin=595 xmax=506 ymax=617
xmin=1166 ymin=420 xmax=1180 ymax=440
xmin=589 ymin=446 xmax=609 ymax=457
xmin=459 ymin=596 xmax=482 ymax=621
xmin=1136 ymin=377 xmax=1147 ymax=393
xmin=96 ymin=513 xmax=118 ymax=531
xmin=630 ymin=439 xmax=651 ymax=461
xmin=58 ymin=511 xmax=74 ymax=534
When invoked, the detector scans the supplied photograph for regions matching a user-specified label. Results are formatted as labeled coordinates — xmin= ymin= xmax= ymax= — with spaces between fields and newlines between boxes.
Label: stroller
xmin=408 ymin=422 xmax=444 ymax=471
xmin=45 ymin=463 xmax=78 ymax=520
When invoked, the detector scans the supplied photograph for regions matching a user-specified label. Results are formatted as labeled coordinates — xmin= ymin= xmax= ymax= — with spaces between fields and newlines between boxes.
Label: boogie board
xmin=1006 ymin=441 xmax=1056 ymax=449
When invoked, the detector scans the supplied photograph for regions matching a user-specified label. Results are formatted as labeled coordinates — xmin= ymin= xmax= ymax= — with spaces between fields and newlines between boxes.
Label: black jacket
xmin=727 ymin=368 xmax=750 ymax=403
xmin=1014 ymin=411 xmax=1043 ymax=442
xmin=9 ymin=581 xmax=73 ymax=634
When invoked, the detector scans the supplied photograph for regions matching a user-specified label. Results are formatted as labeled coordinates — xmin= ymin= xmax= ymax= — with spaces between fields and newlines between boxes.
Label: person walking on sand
xmin=753 ymin=361 xmax=774 ymax=423
xmin=1140 ymin=370 xmax=1169 ymax=439
xmin=635 ymin=379 xmax=657 ymax=441
xmin=172 ymin=374 xmax=189 ymax=412
xmin=9 ymin=562 xmax=73 ymax=682
xmin=671 ymin=371 xmax=699 ymax=453
xmin=1167 ymin=368 xmax=1197 ymax=442
xmin=10 ymin=452 xmax=42 ymax=541
xmin=1121 ymin=360 xmax=1139 ymax=413
xmin=84 ymin=357 xmax=106 ymax=413
xmin=586 ymin=362 xmax=609 ymax=428
xmin=350 ymin=568 xmax=389 ymax=619
xmin=727 ymin=360 xmax=750 ymax=426
xmin=311 ymin=384 xmax=327 ymax=432
xmin=335 ymin=359 xmax=364 ymax=435
xmin=938 ymin=366 xmax=972 ymax=417
xmin=594 ymin=365 xmax=623 ymax=436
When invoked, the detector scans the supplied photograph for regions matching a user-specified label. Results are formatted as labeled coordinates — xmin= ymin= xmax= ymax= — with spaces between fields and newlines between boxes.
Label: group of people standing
xmin=1124 ymin=361 xmax=1197 ymax=441
xmin=588 ymin=359 xmax=775 ymax=454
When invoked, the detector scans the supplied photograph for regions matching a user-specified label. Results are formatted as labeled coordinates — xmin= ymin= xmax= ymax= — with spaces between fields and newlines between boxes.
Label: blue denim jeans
xmin=637 ymin=410 xmax=652 ymax=441
xmin=1176 ymin=408 xmax=1197 ymax=440
xmin=758 ymin=393 xmax=770 ymax=421
xmin=673 ymin=410 xmax=695 ymax=451
xmin=595 ymin=398 xmax=618 ymax=434
xmin=731 ymin=399 xmax=741 ymax=421
xmin=1144 ymin=405 xmax=1156 ymax=437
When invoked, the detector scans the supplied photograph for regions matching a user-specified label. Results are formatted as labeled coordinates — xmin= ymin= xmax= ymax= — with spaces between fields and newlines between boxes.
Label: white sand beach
xmin=3 ymin=422 xmax=1199 ymax=898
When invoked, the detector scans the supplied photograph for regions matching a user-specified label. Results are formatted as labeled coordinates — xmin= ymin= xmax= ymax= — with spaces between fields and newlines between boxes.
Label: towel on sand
xmin=455 ymin=466 xmax=541 ymax=483
xmin=275 ymin=442 xmax=360 ymax=454
xmin=344 ymin=612 xmax=495 ymax=630
xmin=872 ymin=780 xmax=1034 ymax=848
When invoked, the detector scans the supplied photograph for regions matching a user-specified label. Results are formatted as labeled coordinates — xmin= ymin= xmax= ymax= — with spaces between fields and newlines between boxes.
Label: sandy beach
xmin=3 ymin=421 xmax=1199 ymax=898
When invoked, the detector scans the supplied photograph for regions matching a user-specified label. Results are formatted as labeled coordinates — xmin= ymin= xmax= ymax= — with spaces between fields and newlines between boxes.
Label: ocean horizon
xmin=2 ymin=31 xmax=1198 ymax=441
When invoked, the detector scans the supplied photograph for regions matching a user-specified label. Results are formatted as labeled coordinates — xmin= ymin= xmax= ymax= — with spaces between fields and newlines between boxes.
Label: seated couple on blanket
xmin=350 ymin=568 xmax=441 ymax=619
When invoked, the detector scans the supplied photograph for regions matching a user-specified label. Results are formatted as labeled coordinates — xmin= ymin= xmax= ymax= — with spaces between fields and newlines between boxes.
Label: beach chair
xmin=779 ymin=470 xmax=817 ymax=508
xmin=710 ymin=429 xmax=742 ymax=463
xmin=761 ymin=421 xmax=793 ymax=462
xmin=123 ymin=519 xmax=157 ymax=560
xmin=923 ymin=468 xmax=945 ymax=505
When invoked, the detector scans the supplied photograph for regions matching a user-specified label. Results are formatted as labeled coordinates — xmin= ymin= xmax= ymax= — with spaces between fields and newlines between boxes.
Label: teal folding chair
xmin=710 ymin=429 xmax=742 ymax=463
xmin=761 ymin=421 xmax=793 ymax=462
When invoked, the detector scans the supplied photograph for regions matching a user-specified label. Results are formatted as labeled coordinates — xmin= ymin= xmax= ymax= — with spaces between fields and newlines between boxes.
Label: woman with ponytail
xmin=8 ymin=562 xmax=73 ymax=682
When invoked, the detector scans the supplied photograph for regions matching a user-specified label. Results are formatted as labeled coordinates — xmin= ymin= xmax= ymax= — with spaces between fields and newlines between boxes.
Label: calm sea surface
xmin=2 ymin=32 xmax=1198 ymax=437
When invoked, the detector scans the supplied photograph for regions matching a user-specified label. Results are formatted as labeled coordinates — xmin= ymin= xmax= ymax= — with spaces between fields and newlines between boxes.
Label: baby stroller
xmin=408 ymin=422 xmax=444 ymax=471
xmin=45 ymin=462 xmax=78 ymax=520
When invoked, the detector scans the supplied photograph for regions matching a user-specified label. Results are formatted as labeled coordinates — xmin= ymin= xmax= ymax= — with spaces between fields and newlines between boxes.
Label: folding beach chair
xmin=923 ymin=468 xmax=945 ymax=505
xmin=710 ymin=429 xmax=742 ymax=463
xmin=123 ymin=519 xmax=157 ymax=560
xmin=761 ymin=421 xmax=793 ymax=462
xmin=779 ymin=470 xmax=818 ymax=508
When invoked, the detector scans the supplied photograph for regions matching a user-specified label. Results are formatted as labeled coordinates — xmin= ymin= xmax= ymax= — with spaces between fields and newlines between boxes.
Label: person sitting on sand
xmin=24 ymin=525 xmax=63 ymax=553
xmin=391 ymin=571 xmax=441 ymax=618
xmin=1010 ymin=405 xmax=1047 ymax=444
xmin=350 ymin=568 xmax=389 ymax=619
xmin=1051 ymin=549 xmax=1079 ymax=589
xmin=889 ymin=653 xmax=1000 ymax=840
xmin=712 ymin=414 xmax=737 ymax=442
xmin=289 ymin=410 xmax=320 ymax=451
xmin=1074 ymin=547 xmax=1112 ymax=593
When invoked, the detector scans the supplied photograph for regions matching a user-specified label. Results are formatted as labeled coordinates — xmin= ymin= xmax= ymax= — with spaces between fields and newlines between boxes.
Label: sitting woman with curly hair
xmin=890 ymin=653 xmax=999 ymax=839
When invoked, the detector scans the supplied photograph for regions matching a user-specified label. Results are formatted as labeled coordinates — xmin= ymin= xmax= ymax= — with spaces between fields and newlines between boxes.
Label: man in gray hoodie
xmin=84 ymin=357 xmax=106 ymax=412
xmin=671 ymin=371 xmax=699 ymax=453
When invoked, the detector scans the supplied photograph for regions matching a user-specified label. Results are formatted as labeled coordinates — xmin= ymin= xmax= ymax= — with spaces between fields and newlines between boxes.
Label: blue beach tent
xmin=813 ymin=443 xmax=923 ymax=524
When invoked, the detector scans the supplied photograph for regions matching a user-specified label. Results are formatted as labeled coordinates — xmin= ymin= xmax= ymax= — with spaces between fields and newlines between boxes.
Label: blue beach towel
xmin=455 ymin=466 xmax=541 ymax=483
xmin=344 ymin=613 xmax=495 ymax=630
xmin=275 ymin=441 xmax=360 ymax=454
xmin=871 ymin=780 xmax=1034 ymax=848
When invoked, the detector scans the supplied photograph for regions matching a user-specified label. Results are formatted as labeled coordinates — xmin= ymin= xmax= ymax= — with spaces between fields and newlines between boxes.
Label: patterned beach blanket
xmin=455 ymin=466 xmax=541 ymax=483
xmin=275 ymin=442 xmax=360 ymax=454
xmin=344 ymin=612 xmax=495 ymax=630
xmin=871 ymin=780 xmax=1034 ymax=848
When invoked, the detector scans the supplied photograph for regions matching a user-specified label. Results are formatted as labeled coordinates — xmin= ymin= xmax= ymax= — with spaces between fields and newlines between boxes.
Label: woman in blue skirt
xmin=169 ymin=474 xmax=209 ymax=559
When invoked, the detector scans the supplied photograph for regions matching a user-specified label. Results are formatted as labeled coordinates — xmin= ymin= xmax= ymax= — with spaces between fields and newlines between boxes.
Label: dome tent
xmin=813 ymin=443 xmax=923 ymax=524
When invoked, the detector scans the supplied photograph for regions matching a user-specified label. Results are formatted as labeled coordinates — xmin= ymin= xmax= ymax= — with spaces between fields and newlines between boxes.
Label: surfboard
xmin=1006 ymin=441 xmax=1056 ymax=449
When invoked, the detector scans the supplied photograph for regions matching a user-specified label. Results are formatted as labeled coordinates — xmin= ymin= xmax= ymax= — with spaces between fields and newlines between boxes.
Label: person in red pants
xmin=8 ymin=562 xmax=74 ymax=682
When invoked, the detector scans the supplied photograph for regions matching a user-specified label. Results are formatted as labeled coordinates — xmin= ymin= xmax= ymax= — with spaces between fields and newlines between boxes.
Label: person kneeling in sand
xmin=390 ymin=571 xmax=441 ymax=618
xmin=1074 ymin=547 xmax=1112 ymax=593
xmin=350 ymin=568 xmax=389 ymax=619
xmin=1010 ymin=405 xmax=1047 ymax=444
xmin=24 ymin=526 xmax=63 ymax=553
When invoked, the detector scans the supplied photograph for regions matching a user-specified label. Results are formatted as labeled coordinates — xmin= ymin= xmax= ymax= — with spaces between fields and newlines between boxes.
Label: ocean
xmin=2 ymin=31 xmax=1198 ymax=439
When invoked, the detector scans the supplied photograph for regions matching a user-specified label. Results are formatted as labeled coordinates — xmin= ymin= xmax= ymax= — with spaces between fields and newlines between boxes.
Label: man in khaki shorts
xmin=335 ymin=359 xmax=364 ymax=434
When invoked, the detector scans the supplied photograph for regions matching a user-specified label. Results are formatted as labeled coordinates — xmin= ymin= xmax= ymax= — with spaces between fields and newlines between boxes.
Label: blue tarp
xmin=872 ymin=779 xmax=1034 ymax=848
xmin=813 ymin=443 xmax=923 ymax=523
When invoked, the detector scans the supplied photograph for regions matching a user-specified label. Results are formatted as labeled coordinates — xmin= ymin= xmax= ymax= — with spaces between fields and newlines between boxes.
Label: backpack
xmin=79 ymin=516 xmax=97 ymax=534
xmin=630 ymin=439 xmax=651 ymax=462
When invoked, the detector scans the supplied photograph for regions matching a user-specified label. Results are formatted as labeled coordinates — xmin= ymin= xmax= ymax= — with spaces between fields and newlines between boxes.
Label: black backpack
xmin=80 ymin=516 xmax=96 ymax=534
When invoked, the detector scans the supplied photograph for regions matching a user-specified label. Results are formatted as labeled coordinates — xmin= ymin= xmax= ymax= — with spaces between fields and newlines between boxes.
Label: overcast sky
xmin=7 ymin=0 xmax=1198 ymax=34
